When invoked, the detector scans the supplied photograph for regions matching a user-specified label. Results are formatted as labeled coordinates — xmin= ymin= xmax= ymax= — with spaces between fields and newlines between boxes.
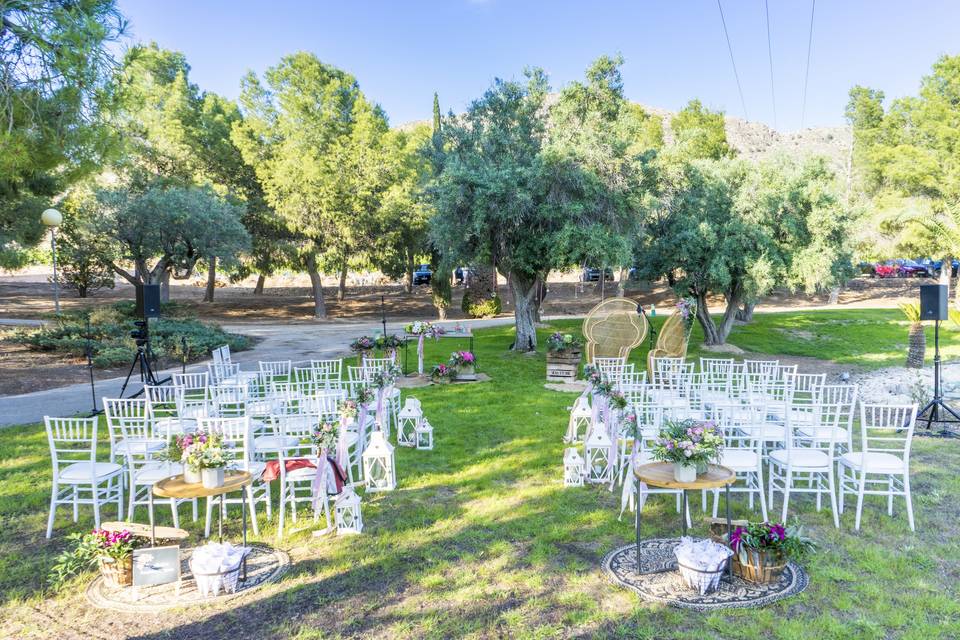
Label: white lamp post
xmin=40 ymin=208 xmax=62 ymax=315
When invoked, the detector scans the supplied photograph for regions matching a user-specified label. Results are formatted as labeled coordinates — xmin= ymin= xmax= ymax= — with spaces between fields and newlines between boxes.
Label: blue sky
xmin=117 ymin=0 xmax=960 ymax=132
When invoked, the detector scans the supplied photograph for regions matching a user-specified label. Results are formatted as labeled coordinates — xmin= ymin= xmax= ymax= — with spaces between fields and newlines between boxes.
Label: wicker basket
xmin=98 ymin=556 xmax=133 ymax=588
xmin=734 ymin=549 xmax=787 ymax=584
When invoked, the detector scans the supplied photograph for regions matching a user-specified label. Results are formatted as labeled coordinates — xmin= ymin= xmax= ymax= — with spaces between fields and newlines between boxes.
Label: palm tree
xmin=899 ymin=303 xmax=926 ymax=368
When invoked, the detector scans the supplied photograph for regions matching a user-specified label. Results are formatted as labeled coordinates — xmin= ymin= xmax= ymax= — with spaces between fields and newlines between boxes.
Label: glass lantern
xmin=414 ymin=418 xmax=434 ymax=451
xmin=584 ymin=425 xmax=612 ymax=484
xmin=334 ymin=487 xmax=364 ymax=534
xmin=397 ymin=400 xmax=423 ymax=448
xmin=563 ymin=447 xmax=585 ymax=487
xmin=362 ymin=429 xmax=396 ymax=492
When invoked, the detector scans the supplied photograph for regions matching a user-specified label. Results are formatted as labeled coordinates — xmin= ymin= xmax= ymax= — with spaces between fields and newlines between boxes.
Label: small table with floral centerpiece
xmin=633 ymin=462 xmax=736 ymax=577
xmin=151 ymin=470 xmax=252 ymax=580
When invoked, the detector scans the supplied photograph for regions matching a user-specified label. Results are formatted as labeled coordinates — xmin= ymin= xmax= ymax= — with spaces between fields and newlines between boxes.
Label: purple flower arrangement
xmin=311 ymin=420 xmax=339 ymax=451
xmin=449 ymin=351 xmax=476 ymax=367
xmin=650 ymin=418 xmax=723 ymax=466
xmin=350 ymin=336 xmax=376 ymax=352
xmin=431 ymin=362 xmax=457 ymax=382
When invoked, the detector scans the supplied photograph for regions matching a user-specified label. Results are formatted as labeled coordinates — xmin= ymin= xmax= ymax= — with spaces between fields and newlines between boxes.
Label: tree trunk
xmin=735 ymin=301 xmax=756 ymax=323
xmin=906 ymin=322 xmax=926 ymax=368
xmin=159 ymin=269 xmax=171 ymax=302
xmin=695 ymin=284 xmax=742 ymax=345
xmin=509 ymin=272 xmax=539 ymax=352
xmin=203 ymin=256 xmax=216 ymax=303
xmin=305 ymin=255 xmax=327 ymax=319
xmin=337 ymin=262 xmax=348 ymax=301
xmin=616 ymin=267 xmax=627 ymax=297
xmin=532 ymin=277 xmax=546 ymax=324
xmin=254 ymin=274 xmax=265 ymax=295
xmin=404 ymin=248 xmax=414 ymax=294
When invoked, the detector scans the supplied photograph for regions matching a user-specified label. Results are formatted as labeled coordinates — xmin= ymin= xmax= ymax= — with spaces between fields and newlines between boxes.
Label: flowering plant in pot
xmin=431 ymin=363 xmax=457 ymax=383
xmin=729 ymin=521 xmax=816 ymax=583
xmin=448 ymin=350 xmax=477 ymax=379
xmin=350 ymin=336 xmax=375 ymax=357
xmin=650 ymin=418 xmax=723 ymax=482
xmin=546 ymin=332 xmax=582 ymax=354
xmin=182 ymin=430 xmax=229 ymax=488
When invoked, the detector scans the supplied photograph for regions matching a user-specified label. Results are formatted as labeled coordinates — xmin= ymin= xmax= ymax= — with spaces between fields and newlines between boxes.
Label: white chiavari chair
xmin=709 ymin=401 xmax=768 ymax=521
xmin=45 ymin=416 xmax=124 ymax=538
xmin=197 ymin=416 xmax=266 ymax=537
xmin=798 ymin=385 xmax=858 ymax=454
xmin=839 ymin=403 xmax=918 ymax=531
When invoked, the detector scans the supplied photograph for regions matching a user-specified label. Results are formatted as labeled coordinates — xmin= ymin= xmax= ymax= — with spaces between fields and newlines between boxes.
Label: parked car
xmin=581 ymin=267 xmax=614 ymax=282
xmin=921 ymin=257 xmax=959 ymax=278
xmin=873 ymin=259 xmax=934 ymax=278
xmin=413 ymin=264 xmax=432 ymax=285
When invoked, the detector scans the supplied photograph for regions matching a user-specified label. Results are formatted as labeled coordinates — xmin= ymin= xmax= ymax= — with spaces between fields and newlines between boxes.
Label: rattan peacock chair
xmin=582 ymin=298 xmax=648 ymax=364
xmin=647 ymin=309 xmax=691 ymax=379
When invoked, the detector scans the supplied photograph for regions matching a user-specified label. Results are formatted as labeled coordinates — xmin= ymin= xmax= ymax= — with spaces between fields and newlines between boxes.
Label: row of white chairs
xmin=572 ymin=356 xmax=919 ymax=532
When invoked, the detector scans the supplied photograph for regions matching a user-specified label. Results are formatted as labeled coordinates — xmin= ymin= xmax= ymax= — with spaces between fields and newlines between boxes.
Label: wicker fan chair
xmin=647 ymin=309 xmax=691 ymax=379
xmin=582 ymin=298 xmax=648 ymax=363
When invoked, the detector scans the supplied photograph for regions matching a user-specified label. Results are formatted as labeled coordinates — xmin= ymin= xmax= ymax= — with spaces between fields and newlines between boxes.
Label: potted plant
xmin=350 ymin=336 xmax=375 ymax=361
xmin=729 ymin=521 xmax=815 ymax=583
xmin=650 ymin=418 xmax=723 ymax=482
xmin=448 ymin=350 xmax=477 ymax=380
xmin=546 ymin=332 xmax=582 ymax=382
xmin=430 ymin=363 xmax=457 ymax=384
xmin=182 ymin=430 xmax=228 ymax=488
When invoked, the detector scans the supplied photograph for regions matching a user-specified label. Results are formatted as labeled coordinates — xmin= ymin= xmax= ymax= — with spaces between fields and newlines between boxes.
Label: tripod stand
xmin=918 ymin=318 xmax=960 ymax=433
xmin=119 ymin=320 xmax=164 ymax=399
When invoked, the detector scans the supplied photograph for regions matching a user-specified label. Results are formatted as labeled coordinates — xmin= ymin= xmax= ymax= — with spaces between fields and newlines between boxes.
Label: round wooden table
xmin=151 ymin=471 xmax=253 ymax=580
xmin=633 ymin=462 xmax=736 ymax=576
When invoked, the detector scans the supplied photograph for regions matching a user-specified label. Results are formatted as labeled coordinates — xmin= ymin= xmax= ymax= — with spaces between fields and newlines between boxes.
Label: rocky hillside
xmin=644 ymin=103 xmax=852 ymax=175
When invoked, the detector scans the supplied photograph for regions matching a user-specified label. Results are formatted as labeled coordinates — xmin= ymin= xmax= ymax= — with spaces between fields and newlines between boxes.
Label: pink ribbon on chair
xmin=311 ymin=451 xmax=347 ymax=509
xmin=357 ymin=402 xmax=370 ymax=453
xmin=335 ymin=420 xmax=350 ymax=472
xmin=375 ymin=387 xmax=386 ymax=432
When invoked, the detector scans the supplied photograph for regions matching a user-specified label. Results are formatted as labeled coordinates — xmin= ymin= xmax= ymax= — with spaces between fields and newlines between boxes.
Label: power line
xmin=716 ymin=0 xmax=748 ymax=120
xmin=764 ymin=0 xmax=776 ymax=129
xmin=800 ymin=0 xmax=816 ymax=129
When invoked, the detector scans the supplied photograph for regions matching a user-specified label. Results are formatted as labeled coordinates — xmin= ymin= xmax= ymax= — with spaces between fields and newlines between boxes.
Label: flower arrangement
xmin=650 ymin=419 xmax=723 ymax=467
xmin=157 ymin=434 xmax=184 ymax=463
xmin=676 ymin=297 xmax=697 ymax=328
xmin=448 ymin=350 xmax=476 ymax=367
xmin=405 ymin=321 xmax=445 ymax=337
xmin=374 ymin=334 xmax=405 ymax=350
xmin=369 ymin=363 xmax=402 ymax=389
xmin=339 ymin=399 xmax=359 ymax=422
xmin=622 ymin=411 xmax=640 ymax=439
xmin=350 ymin=336 xmax=375 ymax=353
xmin=583 ymin=365 xmax=614 ymax=396
xmin=181 ymin=430 xmax=229 ymax=470
xmin=608 ymin=390 xmax=628 ymax=411
xmin=310 ymin=420 xmax=340 ymax=452
xmin=431 ymin=363 xmax=457 ymax=382
xmin=355 ymin=385 xmax=376 ymax=405
xmin=48 ymin=528 xmax=139 ymax=590
xmin=547 ymin=332 xmax=582 ymax=354
xmin=728 ymin=521 xmax=815 ymax=563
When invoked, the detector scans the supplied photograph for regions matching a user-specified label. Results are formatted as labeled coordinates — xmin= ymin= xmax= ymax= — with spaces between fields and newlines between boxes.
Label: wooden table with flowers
xmin=151 ymin=471 xmax=253 ymax=580
xmin=633 ymin=462 xmax=736 ymax=577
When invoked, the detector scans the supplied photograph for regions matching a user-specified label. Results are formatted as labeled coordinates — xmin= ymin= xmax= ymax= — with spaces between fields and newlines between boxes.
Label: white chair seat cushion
xmin=770 ymin=448 xmax=831 ymax=469
xmin=254 ymin=435 xmax=302 ymax=451
xmin=116 ymin=439 xmax=166 ymax=457
xmin=839 ymin=452 xmax=906 ymax=473
xmin=134 ymin=462 xmax=183 ymax=484
xmin=247 ymin=460 xmax=267 ymax=477
xmin=797 ymin=426 xmax=848 ymax=445
xmin=60 ymin=461 xmax=123 ymax=482
xmin=719 ymin=449 xmax=759 ymax=470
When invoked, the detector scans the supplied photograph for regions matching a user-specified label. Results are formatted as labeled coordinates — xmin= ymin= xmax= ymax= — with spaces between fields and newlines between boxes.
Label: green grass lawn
xmin=3 ymin=309 xmax=960 ymax=639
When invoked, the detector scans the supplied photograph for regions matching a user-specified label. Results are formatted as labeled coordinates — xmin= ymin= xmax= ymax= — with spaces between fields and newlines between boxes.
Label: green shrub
xmin=5 ymin=302 xmax=248 ymax=369
xmin=462 ymin=293 xmax=502 ymax=319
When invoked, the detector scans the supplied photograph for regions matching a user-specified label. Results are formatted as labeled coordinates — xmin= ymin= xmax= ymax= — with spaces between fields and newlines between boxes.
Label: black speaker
xmin=136 ymin=284 xmax=161 ymax=319
xmin=920 ymin=284 xmax=948 ymax=321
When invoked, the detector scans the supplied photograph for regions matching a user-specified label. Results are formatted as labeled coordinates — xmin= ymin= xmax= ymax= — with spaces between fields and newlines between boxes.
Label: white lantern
xmin=414 ymin=417 xmax=434 ymax=451
xmin=585 ymin=424 xmax=612 ymax=484
xmin=397 ymin=398 xmax=423 ymax=448
xmin=565 ymin=395 xmax=593 ymax=443
xmin=334 ymin=487 xmax=364 ymax=534
xmin=563 ymin=447 xmax=584 ymax=487
xmin=362 ymin=429 xmax=396 ymax=492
